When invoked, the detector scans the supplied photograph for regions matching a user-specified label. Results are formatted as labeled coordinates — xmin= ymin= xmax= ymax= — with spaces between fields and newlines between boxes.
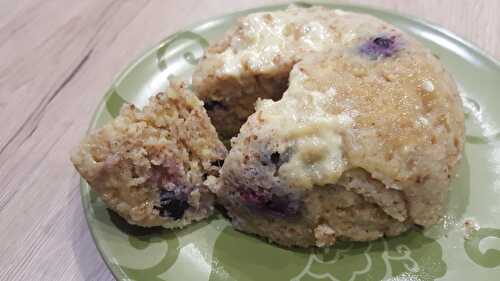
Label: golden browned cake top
xmin=231 ymin=33 xmax=464 ymax=225
xmin=301 ymin=46 xmax=463 ymax=190
xmin=251 ymin=37 xmax=464 ymax=189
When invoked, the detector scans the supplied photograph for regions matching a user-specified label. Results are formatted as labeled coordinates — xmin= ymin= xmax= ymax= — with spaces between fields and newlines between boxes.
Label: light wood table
xmin=1 ymin=1 xmax=498 ymax=280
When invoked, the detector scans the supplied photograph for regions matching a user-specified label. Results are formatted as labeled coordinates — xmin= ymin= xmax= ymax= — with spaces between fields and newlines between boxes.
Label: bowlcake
xmin=213 ymin=8 xmax=464 ymax=247
xmin=72 ymin=5 xmax=465 ymax=248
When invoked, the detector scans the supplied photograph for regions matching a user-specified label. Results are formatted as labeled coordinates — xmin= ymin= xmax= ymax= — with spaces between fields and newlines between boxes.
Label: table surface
xmin=1 ymin=0 xmax=499 ymax=280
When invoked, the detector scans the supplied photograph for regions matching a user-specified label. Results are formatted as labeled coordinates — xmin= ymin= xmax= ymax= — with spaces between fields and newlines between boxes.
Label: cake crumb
xmin=464 ymin=218 xmax=480 ymax=239
xmin=314 ymin=224 xmax=336 ymax=247
xmin=422 ymin=80 xmax=434 ymax=92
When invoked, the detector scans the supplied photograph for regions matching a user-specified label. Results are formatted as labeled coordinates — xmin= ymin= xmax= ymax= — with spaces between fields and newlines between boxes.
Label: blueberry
xmin=239 ymin=187 xmax=300 ymax=217
xmin=260 ymin=150 xmax=289 ymax=168
xmin=239 ymin=188 xmax=270 ymax=205
xmin=204 ymin=100 xmax=227 ymax=111
xmin=163 ymin=199 xmax=189 ymax=220
xmin=266 ymin=195 xmax=291 ymax=213
xmin=270 ymin=152 xmax=280 ymax=165
xmin=266 ymin=194 xmax=300 ymax=216
xmin=159 ymin=190 xmax=176 ymax=204
xmin=373 ymin=37 xmax=393 ymax=48
xmin=155 ymin=190 xmax=189 ymax=220
xmin=359 ymin=35 xmax=401 ymax=59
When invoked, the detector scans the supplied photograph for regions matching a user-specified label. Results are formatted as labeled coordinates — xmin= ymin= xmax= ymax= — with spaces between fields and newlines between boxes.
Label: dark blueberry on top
xmin=359 ymin=34 xmax=401 ymax=59
xmin=265 ymin=194 xmax=300 ymax=216
xmin=260 ymin=150 xmax=290 ymax=168
xmin=373 ymin=37 xmax=393 ymax=48
xmin=155 ymin=190 xmax=189 ymax=220
xmin=239 ymin=188 xmax=300 ymax=217
xmin=204 ymin=100 xmax=227 ymax=111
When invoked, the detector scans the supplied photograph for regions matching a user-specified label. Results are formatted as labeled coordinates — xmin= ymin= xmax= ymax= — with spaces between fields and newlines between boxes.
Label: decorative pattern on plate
xmin=208 ymin=227 xmax=445 ymax=281
xmin=156 ymin=31 xmax=209 ymax=70
xmin=105 ymin=89 xmax=127 ymax=118
xmin=464 ymin=228 xmax=500 ymax=268
xmin=120 ymin=232 xmax=180 ymax=281
xmin=462 ymin=96 xmax=500 ymax=144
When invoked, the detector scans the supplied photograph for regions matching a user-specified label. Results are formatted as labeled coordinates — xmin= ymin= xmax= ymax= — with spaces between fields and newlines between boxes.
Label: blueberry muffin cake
xmin=216 ymin=31 xmax=464 ymax=246
xmin=71 ymin=81 xmax=227 ymax=228
xmin=73 ymin=5 xmax=465 ymax=247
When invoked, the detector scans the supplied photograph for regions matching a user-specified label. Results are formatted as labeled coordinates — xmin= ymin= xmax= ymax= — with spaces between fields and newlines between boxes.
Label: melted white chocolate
xmin=213 ymin=5 xmax=395 ymax=78
xmin=257 ymin=67 xmax=351 ymax=189
xmin=218 ymin=7 xmax=337 ymax=76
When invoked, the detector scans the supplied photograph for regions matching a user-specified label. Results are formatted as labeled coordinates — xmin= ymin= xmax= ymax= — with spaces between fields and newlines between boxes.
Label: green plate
xmin=81 ymin=1 xmax=500 ymax=280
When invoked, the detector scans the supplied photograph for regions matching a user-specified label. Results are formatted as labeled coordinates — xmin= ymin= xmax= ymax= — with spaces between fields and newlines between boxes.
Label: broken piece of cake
xmin=71 ymin=80 xmax=227 ymax=228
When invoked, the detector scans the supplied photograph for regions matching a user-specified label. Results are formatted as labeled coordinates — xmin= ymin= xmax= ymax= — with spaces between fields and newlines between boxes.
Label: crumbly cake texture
xmin=216 ymin=8 xmax=464 ymax=247
xmin=71 ymin=81 xmax=227 ymax=228
xmin=193 ymin=5 xmax=400 ymax=141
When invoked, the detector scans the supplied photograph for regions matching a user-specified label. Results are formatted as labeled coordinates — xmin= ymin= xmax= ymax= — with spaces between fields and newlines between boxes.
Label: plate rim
xmin=79 ymin=1 xmax=500 ymax=280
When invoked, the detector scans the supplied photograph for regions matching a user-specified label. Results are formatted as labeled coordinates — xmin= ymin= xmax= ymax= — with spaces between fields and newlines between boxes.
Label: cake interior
xmin=71 ymin=82 xmax=226 ymax=227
